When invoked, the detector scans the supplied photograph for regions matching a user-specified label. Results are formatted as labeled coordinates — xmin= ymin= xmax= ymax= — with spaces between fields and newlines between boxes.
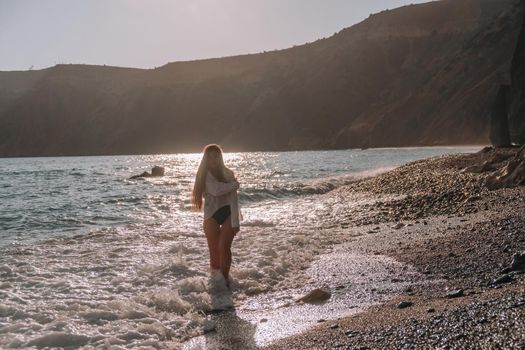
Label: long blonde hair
xmin=191 ymin=144 xmax=230 ymax=210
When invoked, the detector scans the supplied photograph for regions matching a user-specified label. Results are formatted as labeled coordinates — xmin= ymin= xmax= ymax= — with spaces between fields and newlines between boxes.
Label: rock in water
xmin=151 ymin=166 xmax=165 ymax=176
xmin=129 ymin=165 xmax=165 ymax=179
xmin=297 ymin=288 xmax=331 ymax=304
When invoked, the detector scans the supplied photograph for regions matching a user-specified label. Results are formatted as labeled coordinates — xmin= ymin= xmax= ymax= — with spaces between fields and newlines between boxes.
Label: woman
xmin=192 ymin=144 xmax=240 ymax=287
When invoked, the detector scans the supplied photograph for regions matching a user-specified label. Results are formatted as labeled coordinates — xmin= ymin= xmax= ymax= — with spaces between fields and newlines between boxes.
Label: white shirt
xmin=203 ymin=171 xmax=241 ymax=228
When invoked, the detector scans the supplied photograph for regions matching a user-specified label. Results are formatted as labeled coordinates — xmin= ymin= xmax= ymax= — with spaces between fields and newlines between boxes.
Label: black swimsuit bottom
xmin=212 ymin=205 xmax=231 ymax=225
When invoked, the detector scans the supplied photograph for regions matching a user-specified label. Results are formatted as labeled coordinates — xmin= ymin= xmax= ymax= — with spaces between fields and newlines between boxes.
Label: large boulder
xmin=462 ymin=147 xmax=513 ymax=173
xmin=486 ymin=145 xmax=525 ymax=189
xmin=129 ymin=166 xmax=165 ymax=179
xmin=151 ymin=166 xmax=165 ymax=177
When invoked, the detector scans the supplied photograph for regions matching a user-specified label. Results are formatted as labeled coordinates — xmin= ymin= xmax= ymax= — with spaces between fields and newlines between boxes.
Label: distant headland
xmin=0 ymin=0 xmax=523 ymax=157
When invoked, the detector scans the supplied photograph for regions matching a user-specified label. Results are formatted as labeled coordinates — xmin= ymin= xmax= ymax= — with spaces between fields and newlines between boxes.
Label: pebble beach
xmin=265 ymin=148 xmax=525 ymax=349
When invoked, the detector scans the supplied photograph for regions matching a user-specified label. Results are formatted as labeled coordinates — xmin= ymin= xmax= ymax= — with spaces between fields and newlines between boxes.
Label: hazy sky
xmin=0 ymin=0 xmax=429 ymax=71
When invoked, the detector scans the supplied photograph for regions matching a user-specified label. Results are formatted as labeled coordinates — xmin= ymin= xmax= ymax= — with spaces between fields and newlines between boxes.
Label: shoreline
xmin=263 ymin=148 xmax=525 ymax=349
xmin=0 ymin=145 xmax=483 ymax=159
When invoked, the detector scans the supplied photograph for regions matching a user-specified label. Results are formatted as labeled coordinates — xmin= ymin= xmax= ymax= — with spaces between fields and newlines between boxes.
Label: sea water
xmin=0 ymin=147 xmax=479 ymax=348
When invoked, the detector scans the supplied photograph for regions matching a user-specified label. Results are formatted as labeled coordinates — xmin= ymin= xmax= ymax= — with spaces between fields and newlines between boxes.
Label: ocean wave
xmin=239 ymin=166 xmax=394 ymax=202
xmin=3 ymin=169 xmax=69 ymax=176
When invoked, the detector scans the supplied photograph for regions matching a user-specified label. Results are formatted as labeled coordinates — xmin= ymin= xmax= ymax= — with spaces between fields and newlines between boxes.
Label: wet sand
xmin=184 ymin=249 xmax=422 ymax=349
xmin=264 ymin=149 xmax=525 ymax=349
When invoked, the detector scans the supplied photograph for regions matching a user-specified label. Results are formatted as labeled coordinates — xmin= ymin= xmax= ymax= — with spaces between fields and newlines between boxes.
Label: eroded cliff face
xmin=508 ymin=1 xmax=525 ymax=144
xmin=490 ymin=0 xmax=525 ymax=147
xmin=0 ymin=0 xmax=522 ymax=156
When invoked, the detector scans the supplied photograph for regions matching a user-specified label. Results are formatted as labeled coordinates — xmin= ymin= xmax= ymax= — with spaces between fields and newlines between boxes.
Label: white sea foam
xmin=1 ymin=187 xmax=374 ymax=348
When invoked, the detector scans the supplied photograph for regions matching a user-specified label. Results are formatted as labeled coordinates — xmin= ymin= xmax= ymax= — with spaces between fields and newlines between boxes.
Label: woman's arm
xmin=205 ymin=172 xmax=239 ymax=196
xmin=224 ymin=168 xmax=241 ymax=231
xmin=230 ymin=189 xmax=241 ymax=231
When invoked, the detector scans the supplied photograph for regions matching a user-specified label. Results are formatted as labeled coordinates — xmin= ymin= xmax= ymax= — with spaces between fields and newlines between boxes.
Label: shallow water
xmin=0 ymin=147 xmax=480 ymax=348
xmin=185 ymin=248 xmax=422 ymax=349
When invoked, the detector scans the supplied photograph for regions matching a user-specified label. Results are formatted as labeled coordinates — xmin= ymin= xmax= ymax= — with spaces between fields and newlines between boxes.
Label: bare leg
xmin=203 ymin=218 xmax=221 ymax=270
xmin=219 ymin=215 xmax=235 ymax=283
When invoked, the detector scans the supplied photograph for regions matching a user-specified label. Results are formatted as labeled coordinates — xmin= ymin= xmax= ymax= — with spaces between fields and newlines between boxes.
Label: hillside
xmin=0 ymin=0 xmax=523 ymax=156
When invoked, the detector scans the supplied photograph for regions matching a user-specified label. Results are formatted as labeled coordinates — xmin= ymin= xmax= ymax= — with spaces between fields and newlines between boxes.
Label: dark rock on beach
xmin=485 ymin=146 xmax=525 ymax=189
xmin=493 ymin=274 xmax=514 ymax=285
xmin=510 ymin=251 xmax=525 ymax=271
xmin=397 ymin=301 xmax=413 ymax=309
xmin=297 ymin=288 xmax=332 ymax=304
xmin=446 ymin=289 xmax=464 ymax=299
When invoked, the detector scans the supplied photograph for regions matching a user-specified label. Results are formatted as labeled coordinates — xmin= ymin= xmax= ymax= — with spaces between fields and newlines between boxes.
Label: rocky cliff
xmin=508 ymin=0 xmax=525 ymax=144
xmin=0 ymin=0 xmax=522 ymax=156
